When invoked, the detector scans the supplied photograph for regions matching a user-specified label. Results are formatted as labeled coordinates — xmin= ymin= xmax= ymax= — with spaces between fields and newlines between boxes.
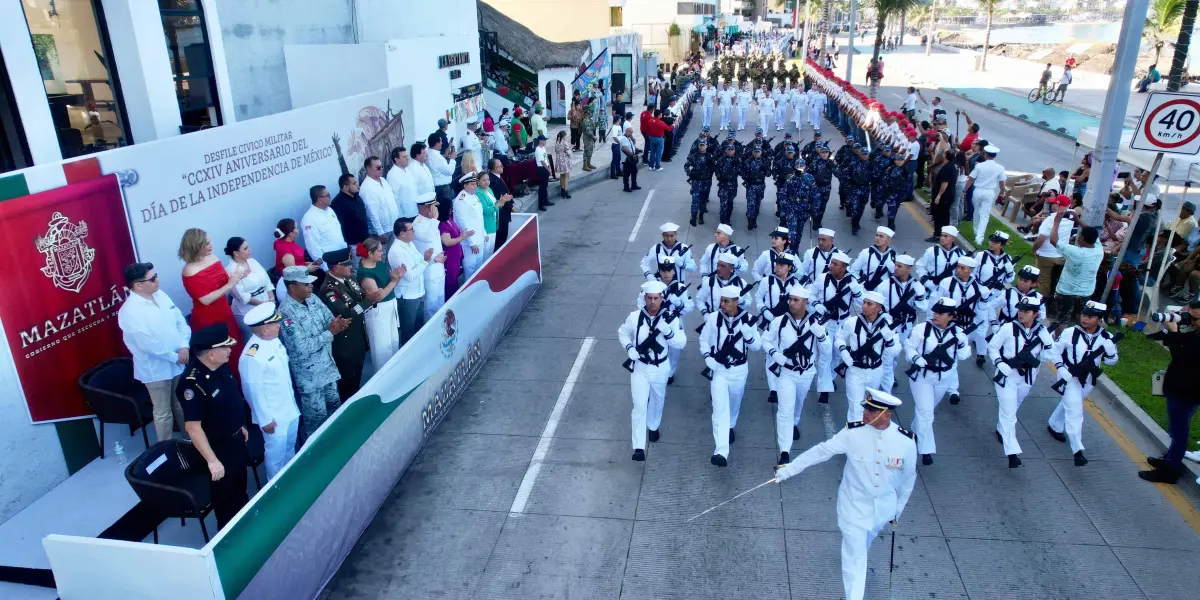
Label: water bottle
xmin=113 ymin=441 xmax=126 ymax=467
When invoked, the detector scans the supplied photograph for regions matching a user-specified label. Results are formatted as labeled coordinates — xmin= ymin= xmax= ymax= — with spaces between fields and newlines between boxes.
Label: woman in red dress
xmin=180 ymin=228 xmax=247 ymax=376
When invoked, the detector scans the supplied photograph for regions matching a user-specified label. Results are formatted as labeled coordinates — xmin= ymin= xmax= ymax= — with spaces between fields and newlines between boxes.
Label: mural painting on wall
xmin=340 ymin=100 xmax=406 ymax=179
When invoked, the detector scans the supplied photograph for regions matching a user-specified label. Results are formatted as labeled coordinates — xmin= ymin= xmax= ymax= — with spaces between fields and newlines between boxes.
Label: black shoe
xmin=976 ymin=356 xmax=985 ymax=368
xmin=632 ymin=186 xmax=643 ymax=191
xmin=1138 ymin=467 xmax=1181 ymax=483
xmin=649 ymin=429 xmax=660 ymax=443
xmin=818 ymin=392 xmax=830 ymax=404
xmin=748 ymin=217 xmax=757 ymax=230
xmin=632 ymin=449 xmax=646 ymax=461
xmin=610 ymin=175 xmax=620 ymax=180
xmin=564 ymin=191 xmax=572 ymax=199
xmin=690 ymin=213 xmax=698 ymax=227
xmin=729 ymin=429 xmax=736 ymax=443
xmin=1048 ymin=426 xmax=1067 ymax=443
xmin=545 ymin=201 xmax=556 ymax=206
xmin=1074 ymin=451 xmax=1088 ymax=467
xmin=768 ymin=391 xmax=778 ymax=404
xmin=668 ymin=376 xmax=675 ymax=385
xmin=922 ymin=454 xmax=933 ymax=465
xmin=887 ymin=219 xmax=896 ymax=231
xmin=698 ymin=212 xmax=705 ymax=224
xmin=711 ymin=454 xmax=728 ymax=467
xmin=949 ymin=394 xmax=961 ymax=405
xmin=623 ymin=188 xmax=633 ymax=193
xmin=996 ymin=430 xmax=1003 ymax=444
xmin=851 ymin=225 xmax=861 ymax=235
xmin=538 ymin=206 xmax=548 ymax=211
xmin=779 ymin=452 xmax=791 ymax=465
xmin=1147 ymin=455 xmax=1167 ymax=469
xmin=793 ymin=425 xmax=800 ymax=441
xmin=1008 ymin=454 xmax=1022 ymax=468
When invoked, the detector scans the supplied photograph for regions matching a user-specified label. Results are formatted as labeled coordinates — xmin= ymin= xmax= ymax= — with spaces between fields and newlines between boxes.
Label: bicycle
xmin=1027 ymin=84 xmax=1052 ymax=104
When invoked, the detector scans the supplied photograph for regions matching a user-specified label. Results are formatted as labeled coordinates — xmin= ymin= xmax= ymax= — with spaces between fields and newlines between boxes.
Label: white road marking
xmin=821 ymin=404 xmax=837 ymax=440
xmin=508 ymin=337 xmax=596 ymax=515
xmin=627 ymin=190 xmax=656 ymax=242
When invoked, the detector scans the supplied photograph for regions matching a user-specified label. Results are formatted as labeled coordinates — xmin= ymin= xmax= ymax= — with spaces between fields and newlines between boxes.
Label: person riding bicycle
xmin=1039 ymin=63 xmax=1053 ymax=96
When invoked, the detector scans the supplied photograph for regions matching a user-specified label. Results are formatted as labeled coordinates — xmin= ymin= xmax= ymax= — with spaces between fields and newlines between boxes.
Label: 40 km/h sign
xmin=1131 ymin=92 xmax=1200 ymax=155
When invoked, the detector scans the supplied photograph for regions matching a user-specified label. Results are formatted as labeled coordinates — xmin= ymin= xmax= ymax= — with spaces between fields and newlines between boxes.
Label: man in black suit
xmin=330 ymin=173 xmax=369 ymax=249
xmin=488 ymin=158 xmax=515 ymax=248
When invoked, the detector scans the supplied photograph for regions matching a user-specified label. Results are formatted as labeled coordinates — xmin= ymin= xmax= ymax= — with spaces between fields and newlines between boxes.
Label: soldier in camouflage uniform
xmin=740 ymin=141 xmax=769 ymax=231
xmin=318 ymin=248 xmax=370 ymax=401
xmin=715 ymin=141 xmax=741 ymax=225
xmin=809 ymin=143 xmax=836 ymax=231
xmin=581 ymin=109 xmax=597 ymax=171
xmin=278 ymin=265 xmax=346 ymax=436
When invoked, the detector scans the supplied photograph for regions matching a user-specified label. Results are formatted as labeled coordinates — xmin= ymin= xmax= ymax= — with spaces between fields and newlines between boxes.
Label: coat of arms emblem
xmin=35 ymin=212 xmax=95 ymax=293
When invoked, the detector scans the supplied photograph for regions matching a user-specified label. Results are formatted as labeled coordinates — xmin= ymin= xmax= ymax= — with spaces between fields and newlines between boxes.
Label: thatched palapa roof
xmin=479 ymin=2 xmax=590 ymax=72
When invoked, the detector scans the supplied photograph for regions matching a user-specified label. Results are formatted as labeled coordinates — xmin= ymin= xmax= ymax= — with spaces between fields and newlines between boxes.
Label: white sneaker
xmin=1185 ymin=450 xmax=1200 ymax=463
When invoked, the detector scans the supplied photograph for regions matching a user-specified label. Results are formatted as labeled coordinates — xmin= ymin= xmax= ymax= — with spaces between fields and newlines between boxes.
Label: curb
xmin=937 ymin=87 xmax=1077 ymax=142
xmin=513 ymin=161 xmax=624 ymax=213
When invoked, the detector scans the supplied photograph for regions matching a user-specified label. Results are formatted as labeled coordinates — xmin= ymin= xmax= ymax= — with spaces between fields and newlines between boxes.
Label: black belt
xmin=639 ymin=356 xmax=667 ymax=366
xmin=717 ymin=357 xmax=747 ymax=368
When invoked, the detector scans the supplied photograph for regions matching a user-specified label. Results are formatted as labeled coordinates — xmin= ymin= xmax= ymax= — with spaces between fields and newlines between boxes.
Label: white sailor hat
xmin=941 ymin=225 xmax=959 ymax=238
xmin=657 ymin=255 xmax=677 ymax=267
xmin=717 ymin=252 xmax=739 ymax=266
xmin=863 ymin=388 xmax=902 ymax=411
xmin=775 ymin=252 xmax=797 ymax=266
xmin=787 ymin=284 xmax=811 ymax=299
xmin=957 ymin=256 xmax=978 ymax=269
xmin=931 ymin=297 xmax=959 ymax=313
xmin=817 ymin=228 xmax=836 ymax=238
xmin=417 ymin=192 xmax=438 ymax=206
xmin=716 ymin=223 xmax=734 ymax=236
xmin=831 ymin=251 xmax=852 ymax=264
xmin=984 ymin=144 xmax=1000 ymax=154
xmin=1018 ymin=265 xmax=1040 ymax=280
xmin=862 ymin=291 xmax=886 ymax=306
xmin=458 ymin=171 xmax=479 ymax=184
xmin=895 ymin=254 xmax=916 ymax=266
xmin=641 ymin=281 xmax=668 ymax=295
xmin=243 ymin=302 xmax=282 ymax=327
xmin=1016 ymin=295 xmax=1043 ymax=311
xmin=770 ymin=226 xmax=790 ymax=238
xmin=719 ymin=285 xmax=742 ymax=299
xmin=877 ymin=226 xmax=895 ymax=237
xmin=990 ymin=230 xmax=1011 ymax=243
xmin=1081 ymin=300 xmax=1108 ymax=316
xmin=660 ymin=222 xmax=680 ymax=233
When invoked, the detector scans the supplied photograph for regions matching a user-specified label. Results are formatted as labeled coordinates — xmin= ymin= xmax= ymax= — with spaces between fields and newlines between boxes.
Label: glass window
xmin=610 ymin=7 xmax=623 ymax=27
xmin=0 ymin=49 xmax=33 ymax=174
xmin=21 ymin=0 xmax=130 ymax=158
xmin=159 ymin=0 xmax=222 ymax=133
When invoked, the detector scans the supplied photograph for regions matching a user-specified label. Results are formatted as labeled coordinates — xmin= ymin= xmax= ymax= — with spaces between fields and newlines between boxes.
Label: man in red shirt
xmin=640 ymin=110 xmax=653 ymax=165
xmin=957 ymin=110 xmax=979 ymax=153
xmin=643 ymin=110 xmax=674 ymax=171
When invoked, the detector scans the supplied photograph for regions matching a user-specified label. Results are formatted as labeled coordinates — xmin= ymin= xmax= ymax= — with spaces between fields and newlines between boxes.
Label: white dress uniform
xmin=774 ymin=89 xmax=788 ymax=130
xmin=237 ymin=305 xmax=301 ymax=481
xmin=701 ymin=85 xmax=717 ymax=129
xmin=850 ymin=240 xmax=896 ymax=292
xmin=698 ymin=241 xmax=749 ymax=277
xmin=808 ymin=90 xmax=827 ymax=129
xmin=915 ymin=230 xmax=965 ymax=287
xmin=619 ymin=284 xmax=688 ymax=457
xmin=701 ymin=295 xmax=762 ymax=463
xmin=300 ymin=204 xmax=347 ymax=272
xmin=774 ymin=389 xmax=917 ymax=600
xmin=762 ymin=289 xmax=829 ymax=458
xmin=808 ymin=259 xmax=864 ymax=395
xmin=719 ymin=86 xmax=736 ymax=130
xmin=798 ymin=235 xmax=840 ymax=285
xmin=989 ymin=266 xmax=1046 ymax=332
xmin=757 ymin=94 xmax=775 ymax=133
xmin=358 ymin=175 xmax=400 ymax=238
xmin=1049 ymin=303 xmax=1119 ymax=457
xmin=836 ymin=297 xmax=900 ymax=422
xmin=453 ymin=185 xmax=487 ymax=278
xmin=636 ymin=269 xmax=693 ymax=379
xmin=988 ymin=307 xmax=1055 ymax=459
xmin=641 ymin=224 xmax=698 ymax=282
xmin=928 ymin=258 xmax=992 ymax=363
xmin=969 ymin=153 xmax=1007 ymax=246
xmin=412 ymin=199 xmax=446 ymax=320
xmin=736 ymin=87 xmax=753 ymax=130
xmin=752 ymin=246 xmax=789 ymax=280
xmin=792 ymin=87 xmax=807 ymax=129
xmin=462 ymin=126 xmax=484 ymax=168
xmin=973 ymin=247 xmax=1016 ymax=292
xmin=905 ymin=302 xmax=971 ymax=459
xmin=696 ymin=271 xmax=753 ymax=316
xmin=877 ymin=268 xmax=929 ymax=392
xmin=755 ymin=261 xmax=799 ymax=396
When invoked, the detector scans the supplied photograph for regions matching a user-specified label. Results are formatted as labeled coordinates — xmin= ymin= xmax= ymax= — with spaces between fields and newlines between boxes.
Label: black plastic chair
xmin=245 ymin=425 xmax=265 ymax=489
xmin=125 ymin=440 xmax=214 ymax=544
xmin=78 ymin=358 xmax=154 ymax=458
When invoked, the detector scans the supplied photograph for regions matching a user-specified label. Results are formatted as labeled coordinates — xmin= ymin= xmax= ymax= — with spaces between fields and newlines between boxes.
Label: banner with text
xmin=0 ymin=176 xmax=136 ymax=422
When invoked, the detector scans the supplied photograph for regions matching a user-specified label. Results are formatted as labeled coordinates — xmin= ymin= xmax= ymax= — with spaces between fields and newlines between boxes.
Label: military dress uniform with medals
xmin=318 ymin=248 xmax=370 ymax=400
xmin=176 ymin=324 xmax=249 ymax=529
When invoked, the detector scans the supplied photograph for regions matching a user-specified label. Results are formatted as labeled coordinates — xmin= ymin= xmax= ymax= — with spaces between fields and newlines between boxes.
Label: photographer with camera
xmin=1139 ymin=300 xmax=1200 ymax=484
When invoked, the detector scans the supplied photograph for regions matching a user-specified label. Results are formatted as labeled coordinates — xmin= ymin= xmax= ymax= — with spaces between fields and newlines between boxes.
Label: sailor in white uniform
xmin=836 ymin=291 xmax=900 ymax=422
xmin=412 ymin=194 xmax=446 ymax=320
xmin=928 ymin=256 xmax=992 ymax=382
xmin=619 ymin=281 xmax=688 ymax=461
xmin=915 ymin=226 xmax=965 ymax=288
xmin=752 ymin=227 xmax=792 ymax=280
xmin=905 ymin=297 xmax=972 ymax=465
xmin=701 ymin=82 xmax=717 ymax=129
xmin=637 ymin=256 xmax=694 ymax=384
xmin=774 ymin=388 xmax=917 ymax=600
xmin=698 ymin=223 xmax=749 ymax=277
xmin=763 ymin=284 xmax=829 ymax=463
xmin=736 ymin=83 xmax=753 ymax=130
xmin=809 ymin=252 xmax=863 ymax=404
xmin=990 ymin=265 xmax=1047 ymax=333
xmin=757 ymin=87 xmax=775 ymax=134
xmin=974 ymin=231 xmax=1016 ymax=293
xmin=755 ymin=253 xmax=800 ymax=403
xmin=1048 ymin=300 xmax=1119 ymax=467
xmin=878 ymin=255 xmax=929 ymax=392
xmin=696 ymin=253 xmax=754 ymax=323
xmin=807 ymin=88 xmax=827 ymax=129
xmin=797 ymin=228 xmax=841 ymax=286
xmin=988 ymin=295 xmax=1055 ymax=468
xmin=850 ymin=226 xmax=897 ymax=292
xmin=237 ymin=303 xmax=300 ymax=481
xmin=719 ymin=82 xmax=735 ymax=130
xmin=640 ymin=222 xmax=698 ymax=282
xmin=701 ymin=285 xmax=762 ymax=466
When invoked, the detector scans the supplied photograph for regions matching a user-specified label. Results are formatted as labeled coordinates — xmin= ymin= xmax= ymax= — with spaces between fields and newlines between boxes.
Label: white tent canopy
xmin=1076 ymin=126 xmax=1200 ymax=185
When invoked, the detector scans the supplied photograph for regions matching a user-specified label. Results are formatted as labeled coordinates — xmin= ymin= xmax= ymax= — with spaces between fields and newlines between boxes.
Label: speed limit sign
xmin=1131 ymin=92 xmax=1200 ymax=155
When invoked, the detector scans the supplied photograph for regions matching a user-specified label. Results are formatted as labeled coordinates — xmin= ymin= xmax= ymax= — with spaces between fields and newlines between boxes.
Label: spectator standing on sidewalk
xmin=1139 ymin=300 xmax=1200 ymax=484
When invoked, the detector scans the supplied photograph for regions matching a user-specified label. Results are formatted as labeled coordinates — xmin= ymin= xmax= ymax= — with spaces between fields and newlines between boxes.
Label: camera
xmin=1151 ymin=311 xmax=1192 ymax=325
xmin=1117 ymin=171 xmax=1131 ymax=180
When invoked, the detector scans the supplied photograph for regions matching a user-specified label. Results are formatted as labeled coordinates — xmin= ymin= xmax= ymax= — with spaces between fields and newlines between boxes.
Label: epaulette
xmin=847 ymin=421 xmax=865 ymax=429
xmin=897 ymin=426 xmax=916 ymax=440
xmin=245 ymin=343 xmax=259 ymax=357
xmin=183 ymin=367 xmax=199 ymax=381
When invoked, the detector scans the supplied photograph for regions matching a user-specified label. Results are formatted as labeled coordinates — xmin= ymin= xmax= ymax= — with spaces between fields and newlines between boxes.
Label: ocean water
xmin=958 ymin=22 xmax=1123 ymax=45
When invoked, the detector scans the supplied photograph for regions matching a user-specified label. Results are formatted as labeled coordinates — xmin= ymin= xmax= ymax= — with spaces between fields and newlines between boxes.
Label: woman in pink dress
xmin=439 ymin=206 xmax=468 ymax=300
xmin=180 ymin=228 xmax=246 ymax=376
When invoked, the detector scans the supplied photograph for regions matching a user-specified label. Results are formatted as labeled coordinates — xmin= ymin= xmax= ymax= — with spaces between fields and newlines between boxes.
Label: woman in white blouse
xmin=224 ymin=236 xmax=274 ymax=341
xmin=452 ymin=172 xmax=487 ymax=279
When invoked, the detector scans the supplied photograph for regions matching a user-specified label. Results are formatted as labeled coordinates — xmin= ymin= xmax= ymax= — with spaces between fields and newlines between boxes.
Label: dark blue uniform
xmin=177 ymin=356 xmax=249 ymax=529
xmin=740 ymin=151 xmax=769 ymax=226
xmin=845 ymin=154 xmax=873 ymax=231
xmin=808 ymin=155 xmax=835 ymax=229
xmin=715 ymin=152 xmax=740 ymax=224
xmin=783 ymin=168 xmax=817 ymax=253
xmin=882 ymin=160 xmax=908 ymax=230
xmin=870 ymin=149 xmax=892 ymax=218
xmin=834 ymin=145 xmax=855 ymax=210
xmin=686 ymin=149 xmax=715 ymax=219
xmin=773 ymin=152 xmax=797 ymax=220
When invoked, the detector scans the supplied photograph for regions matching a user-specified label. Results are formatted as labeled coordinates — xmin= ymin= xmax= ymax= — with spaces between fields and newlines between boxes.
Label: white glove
xmin=705 ymin=356 xmax=719 ymax=371
xmin=840 ymin=349 xmax=853 ymax=365
xmin=997 ymin=362 xmax=1012 ymax=377
xmin=771 ymin=349 xmax=788 ymax=367
xmin=913 ymin=356 xmax=927 ymax=369
xmin=741 ymin=324 xmax=757 ymax=339
xmin=809 ymin=322 xmax=826 ymax=337
xmin=1055 ymin=364 xmax=1069 ymax=382
xmin=773 ymin=464 xmax=791 ymax=481
xmin=627 ymin=347 xmax=639 ymax=362
xmin=811 ymin=303 xmax=827 ymax=315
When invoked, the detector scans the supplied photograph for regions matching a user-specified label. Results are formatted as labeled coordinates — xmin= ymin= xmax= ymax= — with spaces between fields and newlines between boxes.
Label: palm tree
xmin=978 ymin=0 xmax=998 ymax=71
xmin=1145 ymin=0 xmax=1186 ymax=65
xmin=1167 ymin=0 xmax=1199 ymax=91
xmin=869 ymin=0 xmax=922 ymax=97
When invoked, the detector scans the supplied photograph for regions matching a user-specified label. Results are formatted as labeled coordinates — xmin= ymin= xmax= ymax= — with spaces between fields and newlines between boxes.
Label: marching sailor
xmin=698 ymin=223 xmax=749 ymax=277
xmin=810 ymin=252 xmax=864 ymax=404
xmin=850 ymin=226 xmax=897 ymax=292
xmin=702 ymin=285 xmax=762 ymax=466
xmin=988 ymin=295 xmax=1055 ymax=468
xmin=641 ymin=222 xmax=697 ymax=282
xmin=991 ymin=265 xmax=1046 ymax=332
xmin=1048 ymin=300 xmax=1119 ymax=467
xmin=753 ymin=227 xmax=792 ymax=280
xmin=879 ymin=255 xmax=929 ymax=392
xmin=836 ymin=291 xmax=900 ymax=422
xmin=928 ymin=256 xmax=992 ymax=382
xmin=619 ymin=281 xmax=688 ymax=461
xmin=755 ymin=252 xmax=800 ymax=402
xmin=762 ymin=284 xmax=829 ymax=463
xmin=638 ymin=256 xmax=694 ymax=384
xmin=773 ymin=388 xmax=917 ymax=600
xmin=905 ymin=297 xmax=972 ymax=465
xmin=915 ymin=226 xmax=965 ymax=288
xmin=697 ymin=253 xmax=754 ymax=320
xmin=974 ymin=231 xmax=1016 ymax=293
xmin=797 ymin=227 xmax=840 ymax=286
